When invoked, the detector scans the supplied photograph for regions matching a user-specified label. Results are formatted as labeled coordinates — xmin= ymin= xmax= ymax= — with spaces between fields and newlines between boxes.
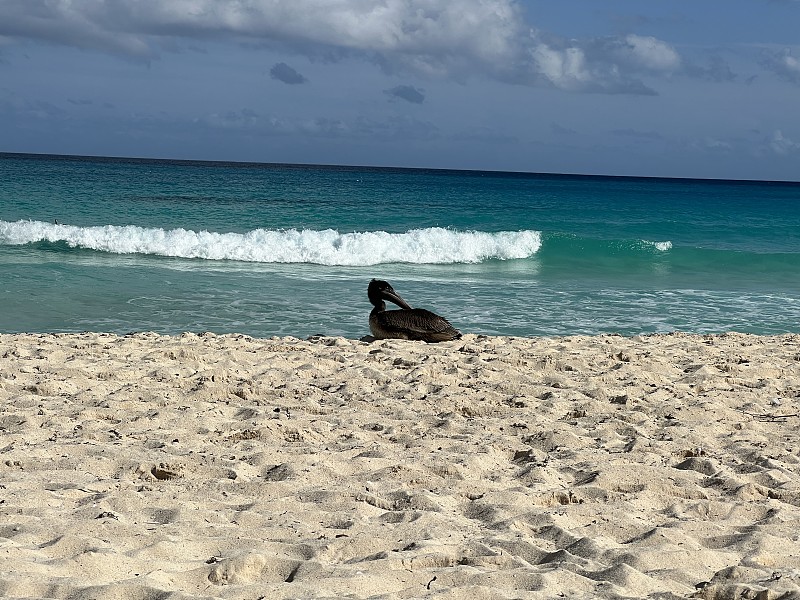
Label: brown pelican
xmin=368 ymin=279 xmax=461 ymax=343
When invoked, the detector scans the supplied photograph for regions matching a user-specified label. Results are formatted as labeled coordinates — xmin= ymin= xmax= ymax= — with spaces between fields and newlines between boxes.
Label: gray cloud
xmin=0 ymin=1 xmax=152 ymax=59
xmin=0 ymin=89 xmax=65 ymax=119
xmin=190 ymin=107 xmax=437 ymax=142
xmin=351 ymin=114 xmax=439 ymax=141
xmin=761 ymin=48 xmax=800 ymax=83
xmin=197 ymin=108 xmax=260 ymax=130
xmin=384 ymin=85 xmax=425 ymax=104
xmin=450 ymin=128 xmax=517 ymax=144
xmin=0 ymin=1 xmax=682 ymax=95
xmin=269 ymin=62 xmax=308 ymax=85
xmin=684 ymin=55 xmax=737 ymax=82
xmin=612 ymin=128 xmax=664 ymax=141
xmin=704 ymin=138 xmax=733 ymax=151
xmin=551 ymin=122 xmax=578 ymax=135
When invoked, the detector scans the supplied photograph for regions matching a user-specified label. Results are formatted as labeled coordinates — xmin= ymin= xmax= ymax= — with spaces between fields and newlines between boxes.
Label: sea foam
xmin=0 ymin=220 xmax=542 ymax=265
xmin=648 ymin=240 xmax=673 ymax=251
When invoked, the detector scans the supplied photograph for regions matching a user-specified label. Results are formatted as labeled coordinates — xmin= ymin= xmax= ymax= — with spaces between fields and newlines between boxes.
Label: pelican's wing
xmin=381 ymin=308 xmax=461 ymax=341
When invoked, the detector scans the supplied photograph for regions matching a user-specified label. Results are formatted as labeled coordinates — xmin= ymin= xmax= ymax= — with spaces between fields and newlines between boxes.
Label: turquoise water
xmin=2 ymin=152 xmax=799 ymax=338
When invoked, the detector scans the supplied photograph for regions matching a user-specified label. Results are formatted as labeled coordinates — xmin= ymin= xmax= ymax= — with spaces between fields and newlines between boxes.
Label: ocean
xmin=1 ymin=152 xmax=799 ymax=339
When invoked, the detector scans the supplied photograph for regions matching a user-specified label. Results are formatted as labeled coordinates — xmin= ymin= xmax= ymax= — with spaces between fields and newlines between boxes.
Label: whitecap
xmin=0 ymin=220 xmax=542 ymax=266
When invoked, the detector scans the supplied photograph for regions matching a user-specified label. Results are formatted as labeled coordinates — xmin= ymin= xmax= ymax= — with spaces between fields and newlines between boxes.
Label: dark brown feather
xmin=368 ymin=280 xmax=461 ymax=343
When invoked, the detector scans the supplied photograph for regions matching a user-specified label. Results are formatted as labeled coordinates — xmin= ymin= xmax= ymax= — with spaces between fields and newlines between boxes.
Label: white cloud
xmin=0 ymin=0 xmax=681 ymax=95
xmin=530 ymin=45 xmax=592 ymax=90
xmin=0 ymin=0 xmax=523 ymax=63
xmin=761 ymin=48 xmax=800 ymax=83
xmin=592 ymin=34 xmax=681 ymax=72
xmin=523 ymin=33 xmax=675 ymax=95
xmin=703 ymin=138 xmax=733 ymax=151
xmin=769 ymin=130 xmax=800 ymax=154
xmin=688 ymin=137 xmax=733 ymax=152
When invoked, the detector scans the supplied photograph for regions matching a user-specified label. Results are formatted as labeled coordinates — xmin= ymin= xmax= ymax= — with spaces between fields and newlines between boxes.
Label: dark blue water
xmin=2 ymin=152 xmax=799 ymax=337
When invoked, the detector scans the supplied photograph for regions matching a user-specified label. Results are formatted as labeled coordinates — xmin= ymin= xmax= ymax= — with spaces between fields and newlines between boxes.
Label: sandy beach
xmin=1 ymin=331 xmax=799 ymax=599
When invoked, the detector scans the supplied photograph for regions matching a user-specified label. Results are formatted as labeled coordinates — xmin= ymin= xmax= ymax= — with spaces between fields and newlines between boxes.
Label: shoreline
xmin=3 ymin=329 xmax=800 ymax=341
xmin=1 ymin=332 xmax=799 ymax=599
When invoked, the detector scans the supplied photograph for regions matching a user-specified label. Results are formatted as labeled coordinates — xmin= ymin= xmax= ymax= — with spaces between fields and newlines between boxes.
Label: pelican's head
xmin=368 ymin=279 xmax=413 ymax=309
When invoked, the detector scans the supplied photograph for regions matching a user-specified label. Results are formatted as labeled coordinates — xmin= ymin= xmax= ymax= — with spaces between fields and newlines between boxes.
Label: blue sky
xmin=1 ymin=1 xmax=799 ymax=180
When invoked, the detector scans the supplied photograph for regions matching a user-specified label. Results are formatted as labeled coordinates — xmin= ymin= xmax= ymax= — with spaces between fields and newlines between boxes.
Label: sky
xmin=1 ymin=0 xmax=799 ymax=180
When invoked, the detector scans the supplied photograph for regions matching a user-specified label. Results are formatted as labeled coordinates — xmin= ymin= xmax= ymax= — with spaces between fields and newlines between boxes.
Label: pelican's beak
xmin=383 ymin=288 xmax=412 ymax=310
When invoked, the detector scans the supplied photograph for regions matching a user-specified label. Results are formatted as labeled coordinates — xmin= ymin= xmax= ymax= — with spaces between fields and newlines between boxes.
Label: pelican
xmin=367 ymin=279 xmax=461 ymax=343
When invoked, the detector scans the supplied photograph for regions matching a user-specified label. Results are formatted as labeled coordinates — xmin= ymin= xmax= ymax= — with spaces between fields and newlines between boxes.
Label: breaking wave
xmin=0 ymin=220 xmax=542 ymax=265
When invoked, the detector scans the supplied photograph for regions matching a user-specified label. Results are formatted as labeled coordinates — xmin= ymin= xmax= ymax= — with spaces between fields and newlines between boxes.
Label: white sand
xmin=1 ymin=332 xmax=799 ymax=599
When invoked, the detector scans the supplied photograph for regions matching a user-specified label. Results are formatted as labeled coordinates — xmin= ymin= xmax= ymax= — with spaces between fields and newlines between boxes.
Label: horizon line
xmin=2 ymin=151 xmax=799 ymax=186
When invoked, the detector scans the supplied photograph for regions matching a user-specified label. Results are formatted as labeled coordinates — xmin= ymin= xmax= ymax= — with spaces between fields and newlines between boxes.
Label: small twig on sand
xmin=735 ymin=408 xmax=799 ymax=422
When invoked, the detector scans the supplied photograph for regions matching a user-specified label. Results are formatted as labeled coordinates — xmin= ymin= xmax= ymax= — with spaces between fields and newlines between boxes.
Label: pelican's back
xmin=376 ymin=307 xmax=461 ymax=342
